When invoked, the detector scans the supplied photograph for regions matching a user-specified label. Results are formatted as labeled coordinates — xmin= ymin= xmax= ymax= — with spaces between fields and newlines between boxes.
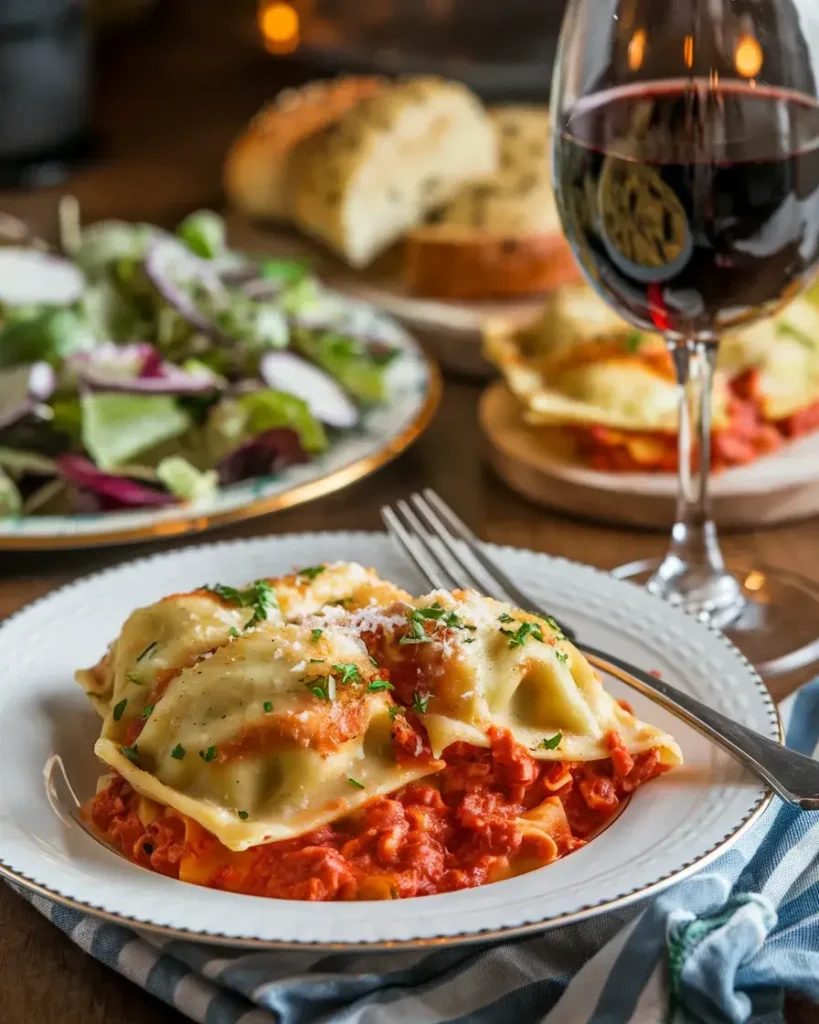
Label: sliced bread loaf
xmin=404 ymin=106 xmax=580 ymax=298
xmin=288 ymin=77 xmax=498 ymax=268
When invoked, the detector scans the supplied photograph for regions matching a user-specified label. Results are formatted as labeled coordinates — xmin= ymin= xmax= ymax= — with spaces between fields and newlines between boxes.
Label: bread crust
xmin=223 ymin=77 xmax=383 ymax=220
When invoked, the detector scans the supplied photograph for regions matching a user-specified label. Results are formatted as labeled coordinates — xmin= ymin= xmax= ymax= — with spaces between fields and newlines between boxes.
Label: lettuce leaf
xmin=156 ymin=455 xmax=218 ymax=502
xmin=81 ymin=392 xmax=191 ymax=470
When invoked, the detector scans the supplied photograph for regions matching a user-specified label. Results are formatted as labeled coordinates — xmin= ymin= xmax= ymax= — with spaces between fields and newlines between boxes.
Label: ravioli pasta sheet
xmin=78 ymin=562 xmax=681 ymax=857
xmin=485 ymin=281 xmax=819 ymax=437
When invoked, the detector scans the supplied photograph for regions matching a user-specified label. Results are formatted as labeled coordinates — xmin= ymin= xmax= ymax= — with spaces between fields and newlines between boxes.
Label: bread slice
xmin=223 ymin=77 xmax=383 ymax=221
xmin=288 ymin=77 xmax=498 ymax=268
xmin=403 ymin=106 xmax=581 ymax=299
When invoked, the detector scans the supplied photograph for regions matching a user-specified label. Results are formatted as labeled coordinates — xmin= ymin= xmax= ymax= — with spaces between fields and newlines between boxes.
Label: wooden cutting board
xmin=480 ymin=382 xmax=819 ymax=531
xmin=226 ymin=213 xmax=545 ymax=377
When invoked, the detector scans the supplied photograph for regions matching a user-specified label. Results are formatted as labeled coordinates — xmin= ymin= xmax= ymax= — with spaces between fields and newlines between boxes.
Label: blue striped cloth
xmin=10 ymin=682 xmax=819 ymax=1024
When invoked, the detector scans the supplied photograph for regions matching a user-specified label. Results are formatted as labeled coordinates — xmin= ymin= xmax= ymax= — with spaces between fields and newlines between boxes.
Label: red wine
xmin=554 ymin=80 xmax=819 ymax=337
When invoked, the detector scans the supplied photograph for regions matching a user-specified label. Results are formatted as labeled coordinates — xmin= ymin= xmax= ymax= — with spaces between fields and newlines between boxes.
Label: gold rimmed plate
xmin=0 ymin=533 xmax=776 ymax=948
xmin=0 ymin=295 xmax=441 ymax=550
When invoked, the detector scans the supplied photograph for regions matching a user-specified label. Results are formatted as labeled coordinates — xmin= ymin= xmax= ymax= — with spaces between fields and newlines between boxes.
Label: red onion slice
xmin=144 ymin=237 xmax=227 ymax=335
xmin=58 ymin=454 xmax=176 ymax=508
xmin=259 ymin=351 xmax=359 ymax=429
xmin=69 ymin=342 xmax=221 ymax=395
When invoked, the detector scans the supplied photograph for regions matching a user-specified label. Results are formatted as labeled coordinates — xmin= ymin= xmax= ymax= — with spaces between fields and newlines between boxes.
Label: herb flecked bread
xmin=403 ymin=106 xmax=580 ymax=298
xmin=288 ymin=77 xmax=498 ymax=268
xmin=223 ymin=77 xmax=383 ymax=221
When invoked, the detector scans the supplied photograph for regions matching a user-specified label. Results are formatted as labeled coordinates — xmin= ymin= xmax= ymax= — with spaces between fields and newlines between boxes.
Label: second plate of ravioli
xmin=0 ymin=532 xmax=776 ymax=947
xmin=481 ymin=382 xmax=819 ymax=530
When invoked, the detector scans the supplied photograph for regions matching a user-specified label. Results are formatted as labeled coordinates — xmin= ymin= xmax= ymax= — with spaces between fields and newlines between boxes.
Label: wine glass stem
xmin=647 ymin=339 xmax=742 ymax=625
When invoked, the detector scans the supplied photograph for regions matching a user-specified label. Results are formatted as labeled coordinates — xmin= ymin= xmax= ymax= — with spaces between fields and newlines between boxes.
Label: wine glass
xmin=551 ymin=0 xmax=819 ymax=675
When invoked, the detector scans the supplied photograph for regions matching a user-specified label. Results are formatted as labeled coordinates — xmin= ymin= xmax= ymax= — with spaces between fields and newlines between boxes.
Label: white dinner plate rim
xmin=0 ymin=532 xmax=778 ymax=949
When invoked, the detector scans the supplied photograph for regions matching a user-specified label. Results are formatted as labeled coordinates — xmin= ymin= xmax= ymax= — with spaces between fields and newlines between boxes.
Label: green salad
xmin=0 ymin=205 xmax=398 ymax=515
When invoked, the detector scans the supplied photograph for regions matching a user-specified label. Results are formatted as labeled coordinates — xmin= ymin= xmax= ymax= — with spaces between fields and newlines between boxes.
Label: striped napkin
xmin=10 ymin=682 xmax=819 ymax=1024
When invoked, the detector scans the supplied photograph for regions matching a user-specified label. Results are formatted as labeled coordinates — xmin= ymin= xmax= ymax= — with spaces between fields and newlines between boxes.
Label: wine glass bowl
xmin=551 ymin=0 xmax=819 ymax=673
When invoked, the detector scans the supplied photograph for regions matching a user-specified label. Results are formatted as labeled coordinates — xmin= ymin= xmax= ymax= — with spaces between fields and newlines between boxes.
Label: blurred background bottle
xmin=0 ymin=0 xmax=91 ymax=189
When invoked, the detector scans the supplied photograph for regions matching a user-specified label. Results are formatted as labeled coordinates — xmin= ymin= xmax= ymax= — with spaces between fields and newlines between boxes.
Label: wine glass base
xmin=612 ymin=559 xmax=819 ymax=678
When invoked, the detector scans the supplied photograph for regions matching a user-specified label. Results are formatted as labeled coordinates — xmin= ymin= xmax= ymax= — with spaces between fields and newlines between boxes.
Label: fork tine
xmin=380 ymin=504 xmax=453 ymax=591
xmin=409 ymin=492 xmax=513 ymax=603
xmin=422 ymin=488 xmax=542 ymax=614
xmin=394 ymin=500 xmax=466 ymax=592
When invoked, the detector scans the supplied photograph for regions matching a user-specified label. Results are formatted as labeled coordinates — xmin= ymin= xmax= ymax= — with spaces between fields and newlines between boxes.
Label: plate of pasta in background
xmin=0 ymin=532 xmax=776 ymax=947
xmin=481 ymin=281 xmax=819 ymax=529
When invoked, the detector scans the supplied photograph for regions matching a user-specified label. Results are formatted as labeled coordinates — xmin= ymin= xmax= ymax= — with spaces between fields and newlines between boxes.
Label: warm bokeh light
xmin=628 ymin=29 xmax=646 ymax=71
xmin=735 ymin=34 xmax=763 ymax=78
xmin=259 ymin=1 xmax=300 ymax=55
xmin=683 ymin=35 xmax=694 ymax=69
xmin=744 ymin=571 xmax=766 ymax=593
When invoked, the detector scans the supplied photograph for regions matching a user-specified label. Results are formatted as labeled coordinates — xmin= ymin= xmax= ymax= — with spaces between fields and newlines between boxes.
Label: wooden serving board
xmin=226 ymin=213 xmax=547 ymax=377
xmin=480 ymin=382 xmax=819 ymax=531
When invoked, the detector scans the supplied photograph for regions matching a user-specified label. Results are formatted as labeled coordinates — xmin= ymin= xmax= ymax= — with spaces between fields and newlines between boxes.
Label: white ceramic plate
xmin=0 ymin=297 xmax=440 ymax=550
xmin=0 ymin=533 xmax=777 ymax=949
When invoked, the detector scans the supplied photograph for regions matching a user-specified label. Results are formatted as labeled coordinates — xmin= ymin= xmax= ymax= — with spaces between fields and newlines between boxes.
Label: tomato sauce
xmin=571 ymin=368 xmax=818 ymax=474
xmin=89 ymin=727 xmax=667 ymax=901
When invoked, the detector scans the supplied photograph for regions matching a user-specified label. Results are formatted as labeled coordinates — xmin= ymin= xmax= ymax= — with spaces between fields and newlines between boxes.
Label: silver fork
xmin=381 ymin=488 xmax=819 ymax=811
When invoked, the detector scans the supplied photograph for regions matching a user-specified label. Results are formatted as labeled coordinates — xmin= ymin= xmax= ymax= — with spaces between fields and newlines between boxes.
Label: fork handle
xmin=581 ymin=643 xmax=819 ymax=810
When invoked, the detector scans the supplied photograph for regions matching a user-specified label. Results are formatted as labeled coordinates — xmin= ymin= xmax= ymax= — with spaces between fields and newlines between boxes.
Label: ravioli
xmin=94 ymin=620 xmax=440 ymax=851
xmin=485 ymin=283 xmax=730 ymax=433
xmin=361 ymin=589 xmax=682 ymax=766
xmin=718 ymin=298 xmax=819 ymax=421
xmin=81 ymin=566 xmax=681 ymax=865
xmin=77 ymin=562 xmax=411 ymax=719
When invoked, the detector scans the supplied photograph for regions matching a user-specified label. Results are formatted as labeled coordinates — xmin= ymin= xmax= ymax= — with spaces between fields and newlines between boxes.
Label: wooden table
xmin=1 ymin=3 xmax=818 ymax=1021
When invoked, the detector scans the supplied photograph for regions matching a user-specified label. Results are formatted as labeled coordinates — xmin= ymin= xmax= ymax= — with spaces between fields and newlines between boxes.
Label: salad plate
xmin=0 ymin=532 xmax=776 ymax=948
xmin=0 ymin=210 xmax=440 ymax=549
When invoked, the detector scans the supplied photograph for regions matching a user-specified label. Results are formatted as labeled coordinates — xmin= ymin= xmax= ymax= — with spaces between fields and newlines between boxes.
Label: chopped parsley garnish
xmin=311 ymin=684 xmax=328 ymax=700
xmin=112 ymin=698 xmax=127 ymax=722
xmin=388 ymin=704 xmax=401 ymax=721
xmin=136 ymin=641 xmax=158 ymax=662
xmin=555 ymin=650 xmax=568 ymax=664
xmin=624 ymin=330 xmax=642 ymax=352
xmin=464 ymin=638 xmax=476 ymax=644
xmin=347 ymin=777 xmax=365 ymax=790
xmin=544 ymin=615 xmax=567 ymax=641
xmin=237 ymin=810 xmax=249 ymax=820
xmin=121 ymin=744 xmax=139 ymax=763
xmin=297 ymin=565 xmax=326 ymax=581
xmin=368 ymin=679 xmax=394 ymax=692
xmin=412 ymin=691 xmax=430 ymax=714
xmin=499 ymin=620 xmax=544 ymax=649
xmin=263 ymin=701 xmax=273 ymax=713
xmin=201 ymin=583 xmax=245 ymax=604
xmin=539 ymin=733 xmax=563 ymax=750
xmin=332 ymin=663 xmax=360 ymax=685
xmin=199 ymin=746 xmax=218 ymax=763
xmin=170 ymin=744 xmax=185 ymax=760
xmin=126 ymin=672 xmax=142 ymax=685
xmin=399 ymin=608 xmax=434 ymax=645
xmin=498 ymin=612 xmax=515 ymax=623
xmin=309 ymin=658 xmax=323 ymax=664
xmin=228 ymin=627 xmax=240 ymax=638
xmin=200 ymin=580 xmax=278 ymax=631
xmin=141 ymin=704 xmax=154 ymax=719
xmin=245 ymin=580 xmax=277 ymax=629
xmin=310 ymin=628 xmax=323 ymax=642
